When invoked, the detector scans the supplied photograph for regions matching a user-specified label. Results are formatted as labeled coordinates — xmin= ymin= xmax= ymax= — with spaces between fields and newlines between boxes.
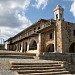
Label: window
xmin=56 ymin=14 xmax=58 ymax=19
xmin=73 ymin=30 xmax=75 ymax=36
xmin=34 ymin=28 xmax=36 ymax=32
xmin=38 ymin=27 xmax=40 ymax=29
xmin=50 ymin=33 xmax=52 ymax=39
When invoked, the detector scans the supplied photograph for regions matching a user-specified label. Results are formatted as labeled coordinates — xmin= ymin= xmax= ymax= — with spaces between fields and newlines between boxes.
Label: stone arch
xmin=29 ymin=40 xmax=37 ymax=50
xmin=47 ymin=44 xmax=54 ymax=52
xmin=69 ymin=42 xmax=75 ymax=53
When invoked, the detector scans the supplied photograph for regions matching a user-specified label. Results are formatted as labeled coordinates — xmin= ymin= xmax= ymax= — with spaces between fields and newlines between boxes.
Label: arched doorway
xmin=47 ymin=44 xmax=54 ymax=52
xmin=29 ymin=40 xmax=37 ymax=50
xmin=69 ymin=42 xmax=75 ymax=53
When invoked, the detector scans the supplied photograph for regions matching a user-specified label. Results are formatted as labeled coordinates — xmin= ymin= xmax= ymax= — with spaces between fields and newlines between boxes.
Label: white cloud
xmin=70 ymin=0 xmax=75 ymax=16
xmin=0 ymin=0 xmax=32 ymax=41
xmin=32 ymin=0 xmax=48 ymax=10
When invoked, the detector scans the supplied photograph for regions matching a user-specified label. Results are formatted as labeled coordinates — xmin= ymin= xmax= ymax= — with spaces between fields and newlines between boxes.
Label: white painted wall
xmin=5 ymin=41 xmax=9 ymax=50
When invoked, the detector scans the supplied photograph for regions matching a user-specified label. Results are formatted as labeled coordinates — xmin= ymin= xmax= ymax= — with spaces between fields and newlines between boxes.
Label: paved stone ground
xmin=0 ymin=50 xmax=57 ymax=75
xmin=0 ymin=50 xmax=55 ymax=63
xmin=0 ymin=50 xmax=20 ymax=53
xmin=0 ymin=61 xmax=18 ymax=75
xmin=0 ymin=58 xmax=56 ymax=64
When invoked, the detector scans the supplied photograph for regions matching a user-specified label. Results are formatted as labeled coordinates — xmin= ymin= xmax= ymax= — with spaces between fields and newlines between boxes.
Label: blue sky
xmin=0 ymin=0 xmax=75 ymax=43
xmin=26 ymin=0 xmax=74 ymax=23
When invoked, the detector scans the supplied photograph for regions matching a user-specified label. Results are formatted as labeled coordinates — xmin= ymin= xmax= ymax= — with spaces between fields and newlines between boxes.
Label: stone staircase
xmin=0 ymin=50 xmax=74 ymax=75
xmin=10 ymin=61 xmax=71 ymax=75
xmin=0 ymin=50 xmax=36 ymax=59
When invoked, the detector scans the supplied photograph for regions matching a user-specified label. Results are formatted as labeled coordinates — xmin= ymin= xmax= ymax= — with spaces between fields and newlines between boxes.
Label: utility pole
xmin=0 ymin=30 xmax=4 ymax=44
xmin=0 ymin=30 xmax=1 ymax=44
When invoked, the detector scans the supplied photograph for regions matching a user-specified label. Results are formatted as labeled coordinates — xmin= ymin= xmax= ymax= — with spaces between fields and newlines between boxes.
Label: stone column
xmin=54 ymin=26 xmax=57 ymax=53
xmin=18 ymin=44 xmax=20 ymax=52
xmin=16 ymin=44 xmax=18 ymax=52
xmin=37 ymin=33 xmax=41 ymax=56
xmin=27 ymin=41 xmax=29 ymax=52
xmin=20 ymin=43 xmax=23 ymax=52
xmin=7 ymin=44 xmax=10 ymax=50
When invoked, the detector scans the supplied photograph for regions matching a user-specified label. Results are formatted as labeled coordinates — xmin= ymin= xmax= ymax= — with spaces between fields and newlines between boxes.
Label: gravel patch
xmin=0 ymin=61 xmax=18 ymax=75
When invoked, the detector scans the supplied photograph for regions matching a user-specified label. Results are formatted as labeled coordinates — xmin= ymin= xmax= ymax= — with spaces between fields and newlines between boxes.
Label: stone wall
xmin=41 ymin=29 xmax=54 ymax=52
xmin=0 ymin=44 xmax=5 ymax=50
xmin=61 ymin=21 xmax=75 ymax=53
xmin=39 ymin=52 xmax=75 ymax=64
xmin=5 ymin=20 xmax=75 ymax=54
xmin=12 ymin=34 xmax=39 ymax=53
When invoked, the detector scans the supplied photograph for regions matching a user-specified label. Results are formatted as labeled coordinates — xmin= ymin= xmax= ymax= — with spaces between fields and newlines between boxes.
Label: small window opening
xmin=38 ymin=27 xmax=40 ymax=29
xmin=56 ymin=14 xmax=58 ymax=19
xmin=73 ymin=30 xmax=75 ymax=36
xmin=50 ymin=33 xmax=52 ymax=39
xmin=34 ymin=28 xmax=36 ymax=32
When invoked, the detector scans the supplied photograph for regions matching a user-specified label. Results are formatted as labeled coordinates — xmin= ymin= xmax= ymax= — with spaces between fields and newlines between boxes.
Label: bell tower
xmin=53 ymin=5 xmax=64 ymax=20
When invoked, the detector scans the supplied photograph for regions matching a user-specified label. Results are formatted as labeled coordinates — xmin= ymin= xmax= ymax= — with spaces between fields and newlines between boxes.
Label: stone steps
xmin=11 ymin=64 xmax=61 ymax=67
xmin=0 ymin=50 xmax=72 ymax=75
xmin=11 ymin=66 xmax=64 ymax=70
xmin=18 ymin=71 xmax=70 ymax=75
xmin=0 ymin=52 xmax=36 ymax=56
xmin=11 ymin=62 xmax=60 ymax=65
xmin=12 ymin=69 xmax=67 ymax=73
xmin=19 ymin=73 xmax=71 ymax=75
xmin=0 ymin=55 xmax=34 ymax=59
xmin=0 ymin=50 xmax=36 ymax=59
xmin=10 ymin=62 xmax=70 ymax=75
